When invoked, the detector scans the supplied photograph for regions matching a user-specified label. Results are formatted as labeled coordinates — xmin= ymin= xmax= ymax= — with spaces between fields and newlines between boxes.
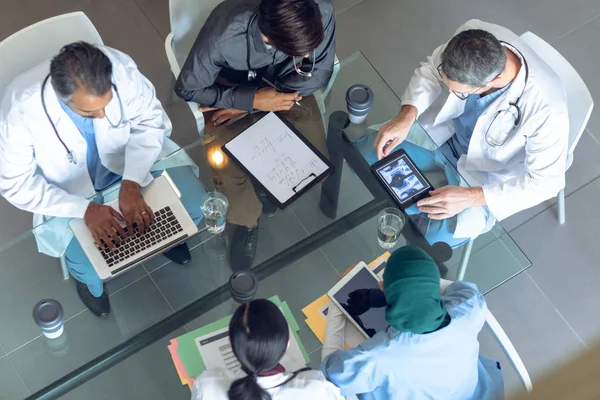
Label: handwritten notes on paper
xmin=224 ymin=112 xmax=329 ymax=204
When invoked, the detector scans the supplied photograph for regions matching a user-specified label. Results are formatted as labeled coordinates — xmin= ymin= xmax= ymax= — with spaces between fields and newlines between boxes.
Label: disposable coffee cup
xmin=33 ymin=299 xmax=64 ymax=339
xmin=228 ymin=271 xmax=258 ymax=303
xmin=346 ymin=84 xmax=374 ymax=124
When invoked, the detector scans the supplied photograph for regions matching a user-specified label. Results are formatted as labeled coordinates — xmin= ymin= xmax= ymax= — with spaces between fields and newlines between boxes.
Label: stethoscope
xmin=245 ymin=11 xmax=315 ymax=82
xmin=41 ymin=74 xmax=126 ymax=164
xmin=483 ymin=42 xmax=529 ymax=147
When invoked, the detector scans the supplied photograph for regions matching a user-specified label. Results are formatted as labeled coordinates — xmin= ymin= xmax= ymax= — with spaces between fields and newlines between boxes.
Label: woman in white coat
xmin=355 ymin=20 xmax=568 ymax=246
xmin=0 ymin=42 xmax=205 ymax=317
xmin=191 ymin=299 xmax=344 ymax=400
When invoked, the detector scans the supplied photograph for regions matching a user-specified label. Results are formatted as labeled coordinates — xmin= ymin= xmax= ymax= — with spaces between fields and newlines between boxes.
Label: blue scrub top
xmin=442 ymin=84 xmax=512 ymax=166
xmin=321 ymin=281 xmax=504 ymax=400
xmin=58 ymin=98 xmax=121 ymax=191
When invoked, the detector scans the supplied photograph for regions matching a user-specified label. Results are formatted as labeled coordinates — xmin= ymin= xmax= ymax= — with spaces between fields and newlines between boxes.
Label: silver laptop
xmin=69 ymin=175 xmax=198 ymax=280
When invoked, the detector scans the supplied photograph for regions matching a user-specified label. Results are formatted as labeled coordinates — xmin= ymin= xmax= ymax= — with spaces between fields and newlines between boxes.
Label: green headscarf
xmin=383 ymin=246 xmax=450 ymax=334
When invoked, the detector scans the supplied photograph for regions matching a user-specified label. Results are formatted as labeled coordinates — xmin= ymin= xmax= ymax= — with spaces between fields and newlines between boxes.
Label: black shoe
xmin=76 ymin=280 xmax=110 ymax=318
xmin=258 ymin=191 xmax=278 ymax=217
xmin=163 ymin=242 xmax=191 ymax=265
xmin=230 ymin=225 xmax=258 ymax=271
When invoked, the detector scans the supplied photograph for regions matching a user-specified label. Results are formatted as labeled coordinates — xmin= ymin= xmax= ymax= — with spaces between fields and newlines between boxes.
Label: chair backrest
xmin=0 ymin=12 xmax=103 ymax=96
xmin=519 ymin=32 xmax=594 ymax=161
xmin=169 ymin=0 xmax=225 ymax=68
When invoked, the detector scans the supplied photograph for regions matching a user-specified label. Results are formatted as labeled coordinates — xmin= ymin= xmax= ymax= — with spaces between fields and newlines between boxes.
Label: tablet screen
xmin=332 ymin=268 xmax=388 ymax=338
xmin=375 ymin=153 xmax=431 ymax=205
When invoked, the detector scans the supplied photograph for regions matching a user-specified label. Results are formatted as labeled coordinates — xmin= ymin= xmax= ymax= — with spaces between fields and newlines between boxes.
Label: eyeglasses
xmin=437 ymin=64 xmax=488 ymax=100
xmin=292 ymin=50 xmax=316 ymax=77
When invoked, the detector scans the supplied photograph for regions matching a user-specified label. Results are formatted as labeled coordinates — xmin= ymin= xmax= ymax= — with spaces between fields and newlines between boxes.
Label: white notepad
xmin=223 ymin=112 xmax=331 ymax=206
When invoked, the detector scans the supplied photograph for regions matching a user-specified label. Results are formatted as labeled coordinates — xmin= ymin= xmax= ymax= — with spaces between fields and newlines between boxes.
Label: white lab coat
xmin=191 ymin=368 xmax=345 ymax=400
xmin=402 ymin=19 xmax=568 ymax=221
xmin=0 ymin=46 xmax=193 ymax=256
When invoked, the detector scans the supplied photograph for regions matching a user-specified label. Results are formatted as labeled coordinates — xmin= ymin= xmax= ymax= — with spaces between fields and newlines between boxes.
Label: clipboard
xmin=222 ymin=112 xmax=333 ymax=208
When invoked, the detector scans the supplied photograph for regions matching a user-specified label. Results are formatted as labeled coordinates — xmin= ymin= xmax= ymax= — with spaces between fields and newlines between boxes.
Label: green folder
xmin=173 ymin=295 xmax=309 ymax=379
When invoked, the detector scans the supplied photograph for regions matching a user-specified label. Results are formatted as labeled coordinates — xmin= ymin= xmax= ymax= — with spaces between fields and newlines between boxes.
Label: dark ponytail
xmin=227 ymin=299 xmax=290 ymax=400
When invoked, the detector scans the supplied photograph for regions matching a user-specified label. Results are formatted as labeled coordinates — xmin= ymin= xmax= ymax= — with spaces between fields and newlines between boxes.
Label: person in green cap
xmin=320 ymin=245 xmax=503 ymax=400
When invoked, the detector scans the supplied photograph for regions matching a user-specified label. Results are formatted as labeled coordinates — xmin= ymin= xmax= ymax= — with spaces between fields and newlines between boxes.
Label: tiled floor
xmin=2 ymin=0 xmax=600 ymax=398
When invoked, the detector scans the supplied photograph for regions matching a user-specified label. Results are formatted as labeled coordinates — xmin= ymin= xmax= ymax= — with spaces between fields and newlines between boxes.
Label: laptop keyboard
xmin=97 ymin=206 xmax=184 ymax=268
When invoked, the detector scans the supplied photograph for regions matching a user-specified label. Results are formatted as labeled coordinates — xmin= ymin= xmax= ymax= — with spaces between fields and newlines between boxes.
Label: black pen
xmin=261 ymin=77 xmax=301 ymax=107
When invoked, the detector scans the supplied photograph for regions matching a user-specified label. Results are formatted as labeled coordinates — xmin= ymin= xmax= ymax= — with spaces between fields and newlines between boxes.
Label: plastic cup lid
xmin=228 ymin=271 xmax=258 ymax=302
xmin=32 ymin=299 xmax=63 ymax=328
xmin=346 ymin=84 xmax=374 ymax=110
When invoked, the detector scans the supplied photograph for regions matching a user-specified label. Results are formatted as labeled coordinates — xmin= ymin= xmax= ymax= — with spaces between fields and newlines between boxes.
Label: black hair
xmin=441 ymin=29 xmax=506 ymax=87
xmin=50 ymin=41 xmax=113 ymax=102
xmin=258 ymin=0 xmax=324 ymax=56
xmin=227 ymin=299 xmax=290 ymax=400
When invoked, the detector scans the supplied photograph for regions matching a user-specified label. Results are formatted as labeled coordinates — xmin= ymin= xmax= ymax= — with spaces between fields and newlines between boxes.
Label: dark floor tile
xmin=8 ymin=276 xmax=173 ymax=393
xmin=0 ymin=235 xmax=85 ymax=352
xmin=149 ymin=235 xmax=233 ymax=311
xmin=0 ymin=356 xmax=29 ymax=399
xmin=61 ymin=328 xmax=190 ymax=400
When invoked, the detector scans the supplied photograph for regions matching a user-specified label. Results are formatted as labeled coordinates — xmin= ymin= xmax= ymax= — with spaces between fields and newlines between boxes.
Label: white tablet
xmin=327 ymin=262 xmax=388 ymax=339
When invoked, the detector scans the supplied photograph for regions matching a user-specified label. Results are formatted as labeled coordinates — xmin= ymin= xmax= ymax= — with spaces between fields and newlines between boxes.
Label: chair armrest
xmin=165 ymin=33 xmax=181 ymax=78
xmin=485 ymin=311 xmax=533 ymax=392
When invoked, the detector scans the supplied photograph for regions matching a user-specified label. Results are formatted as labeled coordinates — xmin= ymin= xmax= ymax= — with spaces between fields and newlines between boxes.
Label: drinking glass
xmin=377 ymin=208 xmax=405 ymax=249
xmin=201 ymin=191 xmax=228 ymax=234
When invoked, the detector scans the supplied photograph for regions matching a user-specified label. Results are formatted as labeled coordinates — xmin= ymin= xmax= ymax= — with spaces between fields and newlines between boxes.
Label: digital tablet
xmin=327 ymin=262 xmax=388 ymax=339
xmin=371 ymin=149 xmax=434 ymax=208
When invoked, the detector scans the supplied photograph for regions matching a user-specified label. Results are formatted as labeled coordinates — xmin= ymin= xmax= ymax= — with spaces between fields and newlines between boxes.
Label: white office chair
xmin=0 ymin=12 xmax=174 ymax=280
xmin=519 ymin=32 xmax=594 ymax=225
xmin=456 ymin=32 xmax=594 ymax=281
xmin=164 ymin=0 xmax=340 ymax=136
xmin=0 ymin=12 xmax=103 ymax=281
xmin=164 ymin=0 xmax=222 ymax=135
xmin=485 ymin=310 xmax=533 ymax=394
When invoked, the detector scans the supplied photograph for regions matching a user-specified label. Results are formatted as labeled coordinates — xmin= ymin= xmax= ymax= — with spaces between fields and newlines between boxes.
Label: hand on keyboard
xmin=119 ymin=180 xmax=155 ymax=235
xmin=84 ymin=203 xmax=126 ymax=249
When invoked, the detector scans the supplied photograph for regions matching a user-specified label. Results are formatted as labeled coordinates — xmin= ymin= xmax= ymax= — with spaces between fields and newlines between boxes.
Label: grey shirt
xmin=174 ymin=0 xmax=336 ymax=111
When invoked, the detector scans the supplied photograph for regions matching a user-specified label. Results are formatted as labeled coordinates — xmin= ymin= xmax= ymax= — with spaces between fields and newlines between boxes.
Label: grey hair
xmin=440 ymin=29 xmax=506 ymax=87
xmin=50 ymin=42 xmax=112 ymax=103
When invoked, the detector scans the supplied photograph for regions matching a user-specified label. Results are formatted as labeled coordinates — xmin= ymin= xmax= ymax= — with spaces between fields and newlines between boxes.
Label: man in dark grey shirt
xmin=175 ymin=0 xmax=335 ymax=115
xmin=175 ymin=0 xmax=335 ymax=271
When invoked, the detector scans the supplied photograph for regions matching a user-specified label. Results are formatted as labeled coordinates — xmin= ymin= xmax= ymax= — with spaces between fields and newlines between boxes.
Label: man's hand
xmin=84 ymin=203 xmax=126 ymax=249
xmin=119 ymin=180 xmax=154 ymax=235
xmin=199 ymin=106 xmax=218 ymax=112
xmin=253 ymin=88 xmax=302 ymax=111
xmin=211 ymin=108 xmax=248 ymax=126
xmin=374 ymin=105 xmax=418 ymax=160
xmin=416 ymin=186 xmax=486 ymax=220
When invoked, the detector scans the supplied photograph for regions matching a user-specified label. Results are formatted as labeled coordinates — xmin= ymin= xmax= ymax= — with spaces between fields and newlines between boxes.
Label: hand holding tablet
xmin=371 ymin=149 xmax=434 ymax=209
xmin=328 ymin=263 xmax=388 ymax=339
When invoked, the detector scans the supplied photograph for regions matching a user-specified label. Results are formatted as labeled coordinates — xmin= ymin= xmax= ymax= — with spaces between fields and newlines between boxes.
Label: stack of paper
xmin=301 ymin=253 xmax=390 ymax=350
xmin=168 ymin=295 xmax=309 ymax=390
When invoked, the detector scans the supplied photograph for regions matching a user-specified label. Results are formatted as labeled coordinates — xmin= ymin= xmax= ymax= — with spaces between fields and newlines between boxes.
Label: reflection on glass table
xmin=0 ymin=51 xmax=531 ymax=400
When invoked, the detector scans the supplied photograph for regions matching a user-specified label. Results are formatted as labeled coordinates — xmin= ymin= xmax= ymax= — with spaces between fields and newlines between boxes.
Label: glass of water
xmin=202 ymin=191 xmax=229 ymax=234
xmin=377 ymin=208 xmax=405 ymax=249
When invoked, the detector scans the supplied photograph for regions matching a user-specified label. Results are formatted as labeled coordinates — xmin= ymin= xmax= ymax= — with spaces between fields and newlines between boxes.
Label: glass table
xmin=0 ymin=52 xmax=530 ymax=400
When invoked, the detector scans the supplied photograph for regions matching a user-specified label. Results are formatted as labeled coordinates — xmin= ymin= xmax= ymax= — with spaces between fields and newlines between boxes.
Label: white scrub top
xmin=191 ymin=369 xmax=345 ymax=400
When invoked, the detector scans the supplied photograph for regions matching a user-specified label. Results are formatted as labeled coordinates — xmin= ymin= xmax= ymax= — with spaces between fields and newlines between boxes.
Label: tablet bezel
xmin=371 ymin=148 xmax=434 ymax=208
xmin=327 ymin=262 xmax=384 ymax=339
